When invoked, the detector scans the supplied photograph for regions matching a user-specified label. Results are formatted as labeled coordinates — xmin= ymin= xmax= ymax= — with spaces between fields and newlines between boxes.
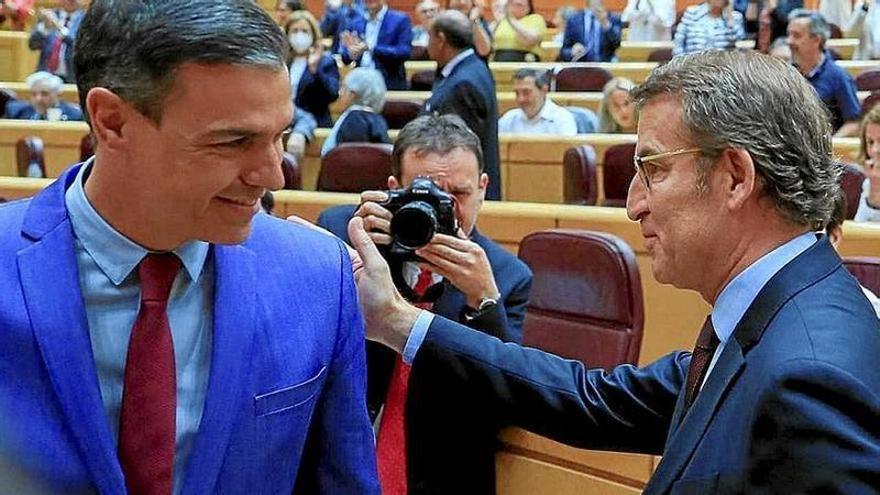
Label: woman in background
xmin=597 ymin=77 xmax=637 ymax=133
xmin=855 ymin=105 xmax=880 ymax=222
xmin=285 ymin=10 xmax=340 ymax=128
xmin=673 ymin=0 xmax=745 ymax=55
xmin=491 ymin=0 xmax=546 ymax=61
xmin=621 ymin=0 xmax=675 ymax=41
xmin=321 ymin=68 xmax=390 ymax=156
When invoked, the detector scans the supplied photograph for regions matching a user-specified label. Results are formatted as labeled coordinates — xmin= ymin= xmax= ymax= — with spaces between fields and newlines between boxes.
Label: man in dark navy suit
xmin=337 ymin=0 xmax=412 ymax=90
xmin=4 ymin=71 xmax=83 ymax=121
xmin=317 ymin=114 xmax=532 ymax=493
xmin=349 ymin=50 xmax=880 ymax=494
xmin=421 ymin=10 xmax=502 ymax=201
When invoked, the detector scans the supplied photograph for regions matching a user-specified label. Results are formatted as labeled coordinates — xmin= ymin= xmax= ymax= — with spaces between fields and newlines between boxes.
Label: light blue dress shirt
xmin=361 ymin=5 xmax=387 ymax=68
xmin=705 ymin=232 xmax=817 ymax=381
xmin=64 ymin=160 xmax=214 ymax=494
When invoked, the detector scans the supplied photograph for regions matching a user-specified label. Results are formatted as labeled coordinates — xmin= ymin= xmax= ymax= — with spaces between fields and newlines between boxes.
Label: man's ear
xmin=722 ymin=147 xmax=757 ymax=211
xmin=86 ymin=88 xmax=133 ymax=150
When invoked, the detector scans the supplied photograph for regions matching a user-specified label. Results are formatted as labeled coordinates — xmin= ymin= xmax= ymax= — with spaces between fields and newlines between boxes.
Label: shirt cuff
xmin=402 ymin=310 xmax=434 ymax=364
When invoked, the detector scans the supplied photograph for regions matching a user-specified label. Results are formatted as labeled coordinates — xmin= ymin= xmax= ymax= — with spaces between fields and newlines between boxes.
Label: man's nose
xmin=244 ymin=142 xmax=285 ymax=191
xmin=625 ymin=175 xmax=647 ymax=222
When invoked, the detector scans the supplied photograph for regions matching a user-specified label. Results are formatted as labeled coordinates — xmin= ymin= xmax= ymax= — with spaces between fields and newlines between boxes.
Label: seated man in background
xmin=498 ymin=68 xmax=578 ymax=136
xmin=317 ymin=114 xmax=532 ymax=495
xmin=788 ymin=9 xmax=860 ymax=136
xmin=5 ymin=71 xmax=83 ymax=121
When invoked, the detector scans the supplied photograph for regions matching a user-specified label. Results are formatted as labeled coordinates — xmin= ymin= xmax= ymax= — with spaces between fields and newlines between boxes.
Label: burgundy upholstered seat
xmin=317 ymin=142 xmax=393 ymax=193
xmin=518 ymin=229 xmax=644 ymax=370
xmin=16 ymin=136 xmax=46 ymax=178
xmin=562 ymin=145 xmax=598 ymax=205
xmin=602 ymin=142 xmax=636 ymax=207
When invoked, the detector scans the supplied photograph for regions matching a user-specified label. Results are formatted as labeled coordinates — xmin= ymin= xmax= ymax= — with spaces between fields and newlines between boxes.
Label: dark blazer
xmin=0 ymin=166 xmax=380 ymax=493
xmin=321 ymin=4 xmax=366 ymax=53
xmin=28 ymin=9 xmax=85 ymax=82
xmin=338 ymin=9 xmax=412 ymax=90
xmin=292 ymin=54 xmax=340 ymax=128
xmin=413 ymin=236 xmax=880 ymax=494
xmin=317 ymin=203 xmax=531 ymax=494
xmin=5 ymin=100 xmax=83 ymax=121
xmin=336 ymin=109 xmax=391 ymax=146
xmin=422 ymin=52 xmax=501 ymax=200
xmin=558 ymin=10 xmax=623 ymax=62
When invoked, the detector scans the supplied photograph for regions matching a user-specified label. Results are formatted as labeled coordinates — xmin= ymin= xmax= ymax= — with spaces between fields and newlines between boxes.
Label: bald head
xmin=430 ymin=9 xmax=472 ymax=50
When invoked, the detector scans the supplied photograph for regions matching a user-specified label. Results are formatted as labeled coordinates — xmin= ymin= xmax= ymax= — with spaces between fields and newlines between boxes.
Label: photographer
xmin=316 ymin=114 xmax=532 ymax=494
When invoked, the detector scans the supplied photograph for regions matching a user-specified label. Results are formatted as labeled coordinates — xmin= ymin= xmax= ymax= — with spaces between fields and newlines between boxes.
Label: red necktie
xmin=684 ymin=316 xmax=720 ymax=409
xmin=376 ymin=268 xmax=435 ymax=495
xmin=119 ymin=253 xmax=180 ymax=495
xmin=45 ymin=14 xmax=68 ymax=74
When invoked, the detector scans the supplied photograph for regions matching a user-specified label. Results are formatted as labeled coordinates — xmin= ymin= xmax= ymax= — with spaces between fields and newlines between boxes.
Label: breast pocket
xmin=254 ymin=366 xmax=327 ymax=417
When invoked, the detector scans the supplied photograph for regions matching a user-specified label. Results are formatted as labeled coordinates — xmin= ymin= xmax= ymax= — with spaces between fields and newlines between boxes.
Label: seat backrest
xmin=861 ymin=91 xmax=880 ymax=117
xmin=829 ymin=22 xmax=842 ymax=39
xmin=855 ymin=70 xmax=880 ymax=92
xmin=518 ymin=229 xmax=644 ymax=370
xmin=80 ymin=133 xmax=95 ymax=162
xmin=0 ymin=87 xmax=18 ymax=117
xmin=647 ymin=47 xmax=673 ymax=62
xmin=601 ymin=142 xmax=636 ymax=207
xmin=567 ymin=106 xmax=599 ymax=134
xmin=843 ymin=256 xmax=880 ymax=296
xmin=562 ymin=144 xmax=598 ymax=205
xmin=841 ymin=162 xmax=867 ymax=219
xmin=410 ymin=45 xmax=430 ymax=61
xmin=15 ymin=136 xmax=46 ymax=178
xmin=409 ymin=69 xmax=435 ymax=91
xmin=280 ymin=152 xmax=302 ymax=190
xmin=381 ymin=99 xmax=423 ymax=129
xmin=552 ymin=66 xmax=613 ymax=92
xmin=317 ymin=142 xmax=393 ymax=193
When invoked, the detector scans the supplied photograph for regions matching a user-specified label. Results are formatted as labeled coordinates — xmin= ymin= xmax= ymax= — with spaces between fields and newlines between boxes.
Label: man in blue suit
xmin=316 ymin=114 xmax=532 ymax=493
xmin=422 ymin=10 xmax=502 ymax=200
xmin=28 ymin=0 xmax=84 ymax=83
xmin=349 ymin=49 xmax=880 ymax=493
xmin=338 ymin=0 xmax=412 ymax=90
xmin=4 ymin=71 xmax=83 ymax=121
xmin=0 ymin=1 xmax=379 ymax=493
xmin=558 ymin=0 xmax=622 ymax=61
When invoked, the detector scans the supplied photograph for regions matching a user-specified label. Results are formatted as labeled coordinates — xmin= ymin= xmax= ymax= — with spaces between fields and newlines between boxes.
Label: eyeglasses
xmin=633 ymin=147 xmax=701 ymax=190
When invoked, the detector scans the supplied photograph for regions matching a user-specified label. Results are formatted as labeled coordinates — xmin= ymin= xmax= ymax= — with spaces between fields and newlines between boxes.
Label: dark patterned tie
xmin=376 ymin=268 xmax=435 ymax=495
xmin=118 ymin=253 xmax=180 ymax=495
xmin=684 ymin=316 xmax=720 ymax=409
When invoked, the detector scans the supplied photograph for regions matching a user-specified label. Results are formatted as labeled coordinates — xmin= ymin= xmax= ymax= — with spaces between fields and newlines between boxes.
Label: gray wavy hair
xmin=630 ymin=49 xmax=840 ymax=228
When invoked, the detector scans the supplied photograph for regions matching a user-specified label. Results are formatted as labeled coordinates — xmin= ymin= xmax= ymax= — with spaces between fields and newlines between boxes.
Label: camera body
xmin=380 ymin=177 xmax=458 ymax=261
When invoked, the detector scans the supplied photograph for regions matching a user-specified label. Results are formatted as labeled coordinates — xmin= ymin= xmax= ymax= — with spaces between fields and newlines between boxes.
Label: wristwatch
xmin=464 ymin=296 xmax=499 ymax=322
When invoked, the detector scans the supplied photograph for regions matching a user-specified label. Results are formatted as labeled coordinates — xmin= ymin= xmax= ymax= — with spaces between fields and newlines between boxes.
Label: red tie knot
xmin=139 ymin=253 xmax=181 ymax=303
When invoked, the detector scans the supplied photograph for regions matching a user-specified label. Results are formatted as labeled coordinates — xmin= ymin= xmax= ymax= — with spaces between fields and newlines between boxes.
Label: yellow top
xmin=492 ymin=14 xmax=547 ymax=56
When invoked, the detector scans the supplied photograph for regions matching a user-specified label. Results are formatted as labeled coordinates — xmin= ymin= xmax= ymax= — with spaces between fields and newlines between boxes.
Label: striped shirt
xmin=672 ymin=3 xmax=745 ymax=56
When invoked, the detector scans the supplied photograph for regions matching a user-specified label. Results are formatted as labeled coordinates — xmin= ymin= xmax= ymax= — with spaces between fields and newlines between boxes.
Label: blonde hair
xmin=285 ymin=10 xmax=322 ymax=46
xmin=859 ymin=104 xmax=880 ymax=163
xmin=598 ymin=77 xmax=637 ymax=133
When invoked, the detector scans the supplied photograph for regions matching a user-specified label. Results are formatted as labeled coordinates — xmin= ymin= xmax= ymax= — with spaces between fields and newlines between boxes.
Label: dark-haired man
xmin=351 ymin=49 xmax=880 ymax=493
xmin=422 ymin=9 xmax=501 ymax=200
xmin=317 ymin=114 xmax=532 ymax=494
xmin=498 ymin=68 xmax=578 ymax=135
xmin=0 ymin=1 xmax=378 ymax=493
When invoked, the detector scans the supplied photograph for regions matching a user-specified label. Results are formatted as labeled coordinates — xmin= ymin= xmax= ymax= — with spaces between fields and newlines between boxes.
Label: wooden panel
xmin=496 ymin=453 xmax=643 ymax=495
xmin=617 ymin=38 xmax=859 ymax=61
xmin=0 ymin=31 xmax=38 ymax=82
xmin=0 ymin=119 xmax=89 ymax=177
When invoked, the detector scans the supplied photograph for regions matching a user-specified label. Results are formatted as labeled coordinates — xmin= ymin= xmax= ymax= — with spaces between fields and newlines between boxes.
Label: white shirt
xmin=498 ymin=98 xmax=578 ymax=135
xmin=621 ymin=0 xmax=675 ymax=41
xmin=288 ymin=57 xmax=308 ymax=99
xmin=440 ymin=48 xmax=475 ymax=78
xmin=361 ymin=4 xmax=388 ymax=68
xmin=854 ymin=177 xmax=880 ymax=223
xmin=844 ymin=0 xmax=880 ymax=60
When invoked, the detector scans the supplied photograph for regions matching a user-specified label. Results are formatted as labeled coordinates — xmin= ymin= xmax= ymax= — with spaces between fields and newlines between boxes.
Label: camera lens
xmin=390 ymin=201 xmax=438 ymax=249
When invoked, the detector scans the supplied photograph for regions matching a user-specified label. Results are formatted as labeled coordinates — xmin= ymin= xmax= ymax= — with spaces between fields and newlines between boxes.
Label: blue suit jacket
xmin=558 ymin=10 xmax=623 ymax=62
xmin=417 ymin=236 xmax=880 ymax=493
xmin=422 ymin=53 xmax=501 ymax=200
xmin=0 ymin=167 xmax=380 ymax=494
xmin=338 ymin=9 xmax=412 ymax=90
xmin=5 ymin=100 xmax=83 ymax=121
xmin=317 ymin=203 xmax=532 ymax=493
xmin=293 ymin=54 xmax=340 ymax=128
xmin=28 ymin=9 xmax=85 ymax=83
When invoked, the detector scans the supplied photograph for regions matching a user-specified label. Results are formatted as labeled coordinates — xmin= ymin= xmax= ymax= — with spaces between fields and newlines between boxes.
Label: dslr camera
xmin=380 ymin=177 xmax=458 ymax=261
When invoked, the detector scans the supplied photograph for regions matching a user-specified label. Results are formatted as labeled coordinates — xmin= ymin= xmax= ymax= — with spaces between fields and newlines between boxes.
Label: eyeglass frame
xmin=632 ymin=147 xmax=702 ymax=190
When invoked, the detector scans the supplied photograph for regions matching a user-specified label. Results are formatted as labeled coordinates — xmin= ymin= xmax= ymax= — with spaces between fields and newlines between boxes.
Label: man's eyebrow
xmin=202 ymin=128 xmax=260 ymax=140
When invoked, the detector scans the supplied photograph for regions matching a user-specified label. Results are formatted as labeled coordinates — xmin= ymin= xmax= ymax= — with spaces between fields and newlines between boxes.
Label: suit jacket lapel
xmin=18 ymin=167 xmax=127 ymax=494
xmin=180 ymin=244 xmax=257 ymax=495
xmin=646 ymin=342 xmax=745 ymax=494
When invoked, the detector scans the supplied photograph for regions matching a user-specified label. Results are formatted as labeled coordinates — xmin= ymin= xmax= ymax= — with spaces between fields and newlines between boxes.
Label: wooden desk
xmin=0 ymin=119 xmax=88 ymax=176
xmin=615 ymin=38 xmax=860 ymax=62
xmin=0 ymin=31 xmax=38 ymax=82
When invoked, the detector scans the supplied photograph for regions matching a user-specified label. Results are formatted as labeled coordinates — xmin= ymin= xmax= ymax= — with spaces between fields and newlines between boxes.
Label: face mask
xmin=289 ymin=31 xmax=313 ymax=53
